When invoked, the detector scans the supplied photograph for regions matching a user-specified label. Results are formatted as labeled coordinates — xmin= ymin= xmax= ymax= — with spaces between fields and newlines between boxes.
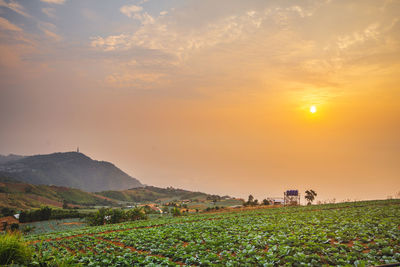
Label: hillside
xmin=0 ymin=152 xmax=143 ymax=192
xmin=0 ymin=177 xmax=226 ymax=210
xmin=0 ymin=177 xmax=116 ymax=210
xmin=98 ymin=186 xmax=217 ymax=203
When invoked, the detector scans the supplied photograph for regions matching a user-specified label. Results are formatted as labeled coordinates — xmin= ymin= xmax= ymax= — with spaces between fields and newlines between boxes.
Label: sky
xmin=0 ymin=0 xmax=399 ymax=203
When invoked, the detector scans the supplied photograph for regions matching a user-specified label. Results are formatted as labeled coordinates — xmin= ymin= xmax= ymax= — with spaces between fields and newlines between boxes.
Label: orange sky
xmin=0 ymin=0 xmax=399 ymax=202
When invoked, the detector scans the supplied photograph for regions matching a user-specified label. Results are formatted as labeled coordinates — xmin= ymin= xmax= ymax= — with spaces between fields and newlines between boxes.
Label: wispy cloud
xmin=38 ymin=22 xmax=62 ymax=41
xmin=0 ymin=16 xmax=22 ymax=31
xmin=336 ymin=23 xmax=380 ymax=50
xmin=42 ymin=7 xmax=56 ymax=18
xmin=40 ymin=0 xmax=66 ymax=4
xmin=92 ymin=10 xmax=268 ymax=56
xmin=120 ymin=4 xmax=154 ymax=25
xmin=0 ymin=0 xmax=31 ymax=18
xmin=120 ymin=5 xmax=143 ymax=17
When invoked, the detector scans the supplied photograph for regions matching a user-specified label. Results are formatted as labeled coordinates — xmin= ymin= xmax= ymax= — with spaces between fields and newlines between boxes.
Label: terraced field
xmin=28 ymin=200 xmax=400 ymax=266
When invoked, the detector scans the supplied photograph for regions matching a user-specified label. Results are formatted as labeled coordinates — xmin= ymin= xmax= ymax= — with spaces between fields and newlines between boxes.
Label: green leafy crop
xmin=29 ymin=199 xmax=400 ymax=266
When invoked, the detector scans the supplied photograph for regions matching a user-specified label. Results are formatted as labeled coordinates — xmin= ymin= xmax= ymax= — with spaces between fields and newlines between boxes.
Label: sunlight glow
xmin=310 ymin=105 xmax=317 ymax=113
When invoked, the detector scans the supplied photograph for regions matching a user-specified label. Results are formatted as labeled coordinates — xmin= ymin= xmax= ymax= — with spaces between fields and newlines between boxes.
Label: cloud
xmin=90 ymin=4 xmax=321 ymax=89
xmin=91 ymin=10 xmax=268 ymax=55
xmin=0 ymin=16 xmax=22 ymax=31
xmin=40 ymin=0 xmax=66 ymax=4
xmin=105 ymin=71 xmax=166 ymax=89
xmin=91 ymin=34 xmax=129 ymax=51
xmin=38 ymin=22 xmax=62 ymax=41
xmin=119 ymin=4 xmax=154 ymax=24
xmin=120 ymin=5 xmax=143 ymax=17
xmin=131 ymin=12 xmax=155 ymax=25
xmin=42 ymin=7 xmax=56 ymax=18
xmin=336 ymin=23 xmax=380 ymax=50
xmin=0 ymin=0 xmax=31 ymax=18
xmin=90 ymin=0 xmax=400 ymax=92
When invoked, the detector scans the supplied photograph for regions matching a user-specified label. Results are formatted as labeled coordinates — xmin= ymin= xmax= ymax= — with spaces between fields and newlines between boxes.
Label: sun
xmin=310 ymin=105 xmax=317 ymax=113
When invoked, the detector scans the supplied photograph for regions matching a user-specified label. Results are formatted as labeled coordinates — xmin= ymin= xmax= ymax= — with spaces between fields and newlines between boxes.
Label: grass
xmin=0 ymin=231 xmax=32 ymax=265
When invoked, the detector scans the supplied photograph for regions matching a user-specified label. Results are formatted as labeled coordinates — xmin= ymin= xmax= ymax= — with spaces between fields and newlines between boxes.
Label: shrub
xmin=0 ymin=232 xmax=32 ymax=265
xmin=9 ymin=223 xmax=19 ymax=231
xmin=86 ymin=207 xmax=147 ymax=226
xmin=19 ymin=207 xmax=87 ymax=223
xmin=126 ymin=207 xmax=147 ymax=221
xmin=172 ymin=207 xmax=182 ymax=217
xmin=21 ymin=225 xmax=35 ymax=234
xmin=1 ymin=207 xmax=15 ymax=217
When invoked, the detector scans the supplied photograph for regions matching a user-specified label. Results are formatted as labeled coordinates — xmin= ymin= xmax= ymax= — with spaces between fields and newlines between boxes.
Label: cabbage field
xmin=28 ymin=200 xmax=400 ymax=266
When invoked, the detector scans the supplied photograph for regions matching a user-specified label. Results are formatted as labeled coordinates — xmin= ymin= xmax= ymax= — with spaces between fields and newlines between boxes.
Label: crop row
xmin=30 ymin=200 xmax=400 ymax=266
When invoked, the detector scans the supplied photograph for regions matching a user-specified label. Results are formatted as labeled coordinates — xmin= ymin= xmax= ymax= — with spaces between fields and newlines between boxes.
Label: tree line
xmin=243 ymin=189 xmax=318 ymax=206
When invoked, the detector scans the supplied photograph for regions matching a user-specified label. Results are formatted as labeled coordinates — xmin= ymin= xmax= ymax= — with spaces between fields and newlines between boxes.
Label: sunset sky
xmin=1 ymin=0 xmax=399 ymax=202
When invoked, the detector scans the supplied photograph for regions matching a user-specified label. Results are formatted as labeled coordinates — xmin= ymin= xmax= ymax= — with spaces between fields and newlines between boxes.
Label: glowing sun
xmin=310 ymin=105 xmax=317 ymax=113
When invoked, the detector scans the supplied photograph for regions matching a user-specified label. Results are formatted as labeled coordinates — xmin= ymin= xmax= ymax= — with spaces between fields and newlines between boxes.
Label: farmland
xmin=28 ymin=200 xmax=400 ymax=266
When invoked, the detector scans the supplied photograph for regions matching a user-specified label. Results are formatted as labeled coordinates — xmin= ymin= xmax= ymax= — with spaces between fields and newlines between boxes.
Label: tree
xmin=1 ymin=207 xmax=15 ymax=217
xmin=172 ymin=207 xmax=181 ymax=217
xmin=262 ymin=199 xmax=270 ymax=205
xmin=162 ymin=206 xmax=169 ymax=214
xmin=62 ymin=200 xmax=69 ymax=209
xmin=244 ymin=195 xmax=260 ymax=206
xmin=248 ymin=195 xmax=254 ymax=203
xmin=305 ymin=190 xmax=317 ymax=205
xmin=126 ymin=207 xmax=147 ymax=221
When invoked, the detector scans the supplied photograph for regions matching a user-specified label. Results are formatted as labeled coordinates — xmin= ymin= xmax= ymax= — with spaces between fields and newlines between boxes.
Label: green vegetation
xmin=98 ymin=186 xmax=211 ymax=203
xmin=0 ymin=232 xmax=32 ymax=265
xmin=244 ymin=194 xmax=259 ymax=206
xmin=1 ymin=207 xmax=16 ymax=217
xmin=86 ymin=207 xmax=147 ymax=226
xmin=0 ymin=179 xmax=115 ymax=210
xmin=171 ymin=207 xmax=182 ymax=217
xmin=305 ymin=189 xmax=318 ymax=205
xmin=18 ymin=206 xmax=89 ymax=223
xmin=20 ymin=218 xmax=86 ymax=235
xmin=0 ymin=179 xmax=229 ymax=212
xmin=26 ymin=199 xmax=400 ymax=266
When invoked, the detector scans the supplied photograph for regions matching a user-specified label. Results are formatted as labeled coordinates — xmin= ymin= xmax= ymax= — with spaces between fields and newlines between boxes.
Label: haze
xmin=1 ymin=0 xmax=399 ymax=202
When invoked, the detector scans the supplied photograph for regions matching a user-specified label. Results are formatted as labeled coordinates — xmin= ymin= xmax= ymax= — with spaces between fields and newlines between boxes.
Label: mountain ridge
xmin=0 ymin=151 xmax=143 ymax=192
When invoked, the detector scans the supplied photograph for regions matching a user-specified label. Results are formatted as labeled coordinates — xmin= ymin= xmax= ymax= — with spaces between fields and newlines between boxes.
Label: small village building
xmin=150 ymin=206 xmax=163 ymax=213
xmin=271 ymin=199 xmax=284 ymax=205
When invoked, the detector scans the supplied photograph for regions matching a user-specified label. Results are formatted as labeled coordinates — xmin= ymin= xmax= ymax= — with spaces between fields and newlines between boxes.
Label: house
xmin=0 ymin=216 xmax=20 ymax=231
xmin=271 ymin=199 xmax=284 ymax=205
xmin=150 ymin=206 xmax=163 ymax=213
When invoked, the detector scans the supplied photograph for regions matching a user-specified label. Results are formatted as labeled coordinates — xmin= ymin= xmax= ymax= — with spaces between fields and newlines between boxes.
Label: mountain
xmin=98 ymin=186 xmax=216 ymax=203
xmin=0 ymin=177 xmax=116 ymax=209
xmin=0 ymin=154 xmax=25 ymax=164
xmin=0 ymin=152 xmax=143 ymax=192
